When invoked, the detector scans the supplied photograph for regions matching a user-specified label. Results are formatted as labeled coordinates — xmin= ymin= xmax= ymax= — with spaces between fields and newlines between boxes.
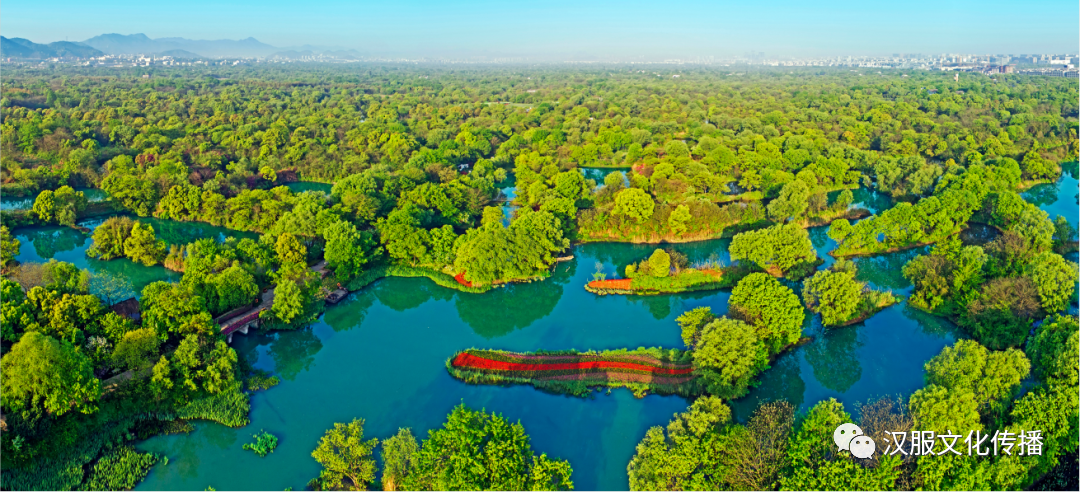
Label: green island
xmin=584 ymin=247 xmax=752 ymax=295
xmin=447 ymin=348 xmax=700 ymax=398
xmin=0 ymin=54 xmax=1076 ymax=492
xmin=803 ymin=259 xmax=900 ymax=326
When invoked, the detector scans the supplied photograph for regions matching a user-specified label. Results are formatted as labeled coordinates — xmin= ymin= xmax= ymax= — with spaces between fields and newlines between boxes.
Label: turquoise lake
xmin=8 ymin=169 xmax=1074 ymax=491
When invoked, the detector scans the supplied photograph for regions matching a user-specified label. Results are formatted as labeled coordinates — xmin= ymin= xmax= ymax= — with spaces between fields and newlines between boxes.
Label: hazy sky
xmin=4 ymin=0 xmax=1078 ymax=58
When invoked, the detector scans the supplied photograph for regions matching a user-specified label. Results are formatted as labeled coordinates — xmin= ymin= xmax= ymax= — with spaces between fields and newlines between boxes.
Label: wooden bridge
xmin=218 ymin=260 xmax=329 ymax=343
xmin=220 ymin=309 xmax=264 ymax=343
xmin=219 ymin=286 xmax=276 ymax=343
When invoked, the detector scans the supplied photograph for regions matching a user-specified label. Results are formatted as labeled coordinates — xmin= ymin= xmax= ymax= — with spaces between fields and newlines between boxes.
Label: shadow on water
xmin=139 ymin=216 xmax=260 ymax=244
xmin=729 ymin=352 xmax=807 ymax=421
xmin=804 ymin=319 xmax=864 ymax=393
xmin=235 ymin=327 xmax=326 ymax=382
xmin=0 ymin=188 xmax=110 ymax=211
xmin=454 ymin=262 xmax=571 ymax=338
xmin=17 ymin=225 xmax=90 ymax=260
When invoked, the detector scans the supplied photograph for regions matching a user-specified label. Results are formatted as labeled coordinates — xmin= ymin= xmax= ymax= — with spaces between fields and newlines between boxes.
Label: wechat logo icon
xmin=833 ymin=423 xmax=876 ymax=459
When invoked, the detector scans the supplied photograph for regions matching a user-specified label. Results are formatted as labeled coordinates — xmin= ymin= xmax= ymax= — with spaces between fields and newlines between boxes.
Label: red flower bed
xmin=452 ymin=352 xmax=693 ymax=376
xmin=539 ymin=372 xmax=695 ymax=385
xmin=453 ymin=272 xmax=474 ymax=287
xmin=588 ymin=278 xmax=633 ymax=289
xmin=477 ymin=351 xmax=669 ymax=366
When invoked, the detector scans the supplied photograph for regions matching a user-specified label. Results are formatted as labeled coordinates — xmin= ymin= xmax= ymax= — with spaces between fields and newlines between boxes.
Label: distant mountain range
xmin=1 ymin=36 xmax=104 ymax=59
xmin=2 ymin=33 xmax=364 ymax=60
xmin=83 ymin=33 xmax=280 ymax=58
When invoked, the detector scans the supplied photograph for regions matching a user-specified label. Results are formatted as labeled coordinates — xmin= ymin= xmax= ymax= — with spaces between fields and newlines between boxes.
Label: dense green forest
xmin=0 ymin=64 xmax=1077 ymax=490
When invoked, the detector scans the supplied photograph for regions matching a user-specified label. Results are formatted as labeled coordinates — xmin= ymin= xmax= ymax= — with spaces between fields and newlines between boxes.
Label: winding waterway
xmin=8 ymin=170 xmax=1075 ymax=490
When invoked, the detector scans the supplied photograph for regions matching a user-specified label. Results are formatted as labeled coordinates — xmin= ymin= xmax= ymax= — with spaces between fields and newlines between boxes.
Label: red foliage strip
xmin=452 ymin=352 xmax=693 ymax=376
xmin=588 ymin=278 xmax=632 ymax=289
xmin=453 ymin=272 xmax=473 ymax=287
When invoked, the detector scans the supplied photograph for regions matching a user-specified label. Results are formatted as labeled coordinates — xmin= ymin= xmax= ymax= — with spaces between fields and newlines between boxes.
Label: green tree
xmin=32 ymin=189 xmax=56 ymax=223
xmin=87 ymin=216 xmax=136 ymax=261
xmin=481 ymin=206 xmax=504 ymax=228
xmin=1 ymin=225 xmax=22 ymax=269
xmin=676 ymin=306 xmax=716 ymax=348
xmin=0 ymin=331 xmax=100 ymax=417
xmin=1025 ymin=315 xmax=1079 ymax=387
xmin=767 ymin=180 xmax=810 ymax=222
xmin=781 ymin=399 xmax=907 ymax=492
xmin=1 ymin=277 xmax=32 ymax=342
xmin=123 ymin=222 xmax=166 ymax=266
xmin=729 ymin=224 xmax=816 ymax=276
xmin=149 ymin=356 xmax=174 ymax=399
xmin=110 ymin=327 xmax=161 ymax=371
xmin=664 ymin=140 xmax=690 ymax=159
xmin=311 ymin=419 xmax=379 ymax=491
xmin=923 ymin=339 xmax=1029 ymax=420
xmin=647 ymin=249 xmax=671 ymax=278
xmin=1051 ymin=215 xmax=1077 ymax=251
xmin=41 ymin=259 xmax=89 ymax=294
xmin=403 ymin=405 xmax=573 ymax=491
xmin=204 ymin=265 xmax=259 ymax=315
xmin=323 ymin=221 xmax=376 ymax=282
xmin=171 ymin=334 xmax=237 ymax=395
xmin=271 ymin=279 xmax=305 ymax=324
xmin=1029 ymin=252 xmax=1078 ymax=313
xmin=909 ymin=384 xmax=982 ymax=432
xmin=613 ymin=188 xmax=655 ymax=223
xmin=275 ymin=233 xmax=307 ymax=266
xmin=381 ymin=428 xmax=420 ymax=491
xmin=729 ymin=273 xmax=804 ymax=355
xmin=454 ymin=210 xmax=568 ymax=284
xmin=802 ymin=269 xmax=863 ymax=326
xmin=668 ymin=204 xmax=691 ymax=235
xmin=140 ymin=281 xmax=214 ymax=338
xmin=693 ymin=317 xmax=769 ymax=399
xmin=51 ymin=186 xmax=88 ymax=226
xmin=627 ymin=397 xmax=731 ymax=491
xmin=780 ymin=399 xmax=902 ymax=491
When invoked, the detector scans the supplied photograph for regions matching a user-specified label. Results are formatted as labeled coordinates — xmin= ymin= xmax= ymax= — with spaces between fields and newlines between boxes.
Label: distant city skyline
xmin=4 ymin=0 xmax=1078 ymax=60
